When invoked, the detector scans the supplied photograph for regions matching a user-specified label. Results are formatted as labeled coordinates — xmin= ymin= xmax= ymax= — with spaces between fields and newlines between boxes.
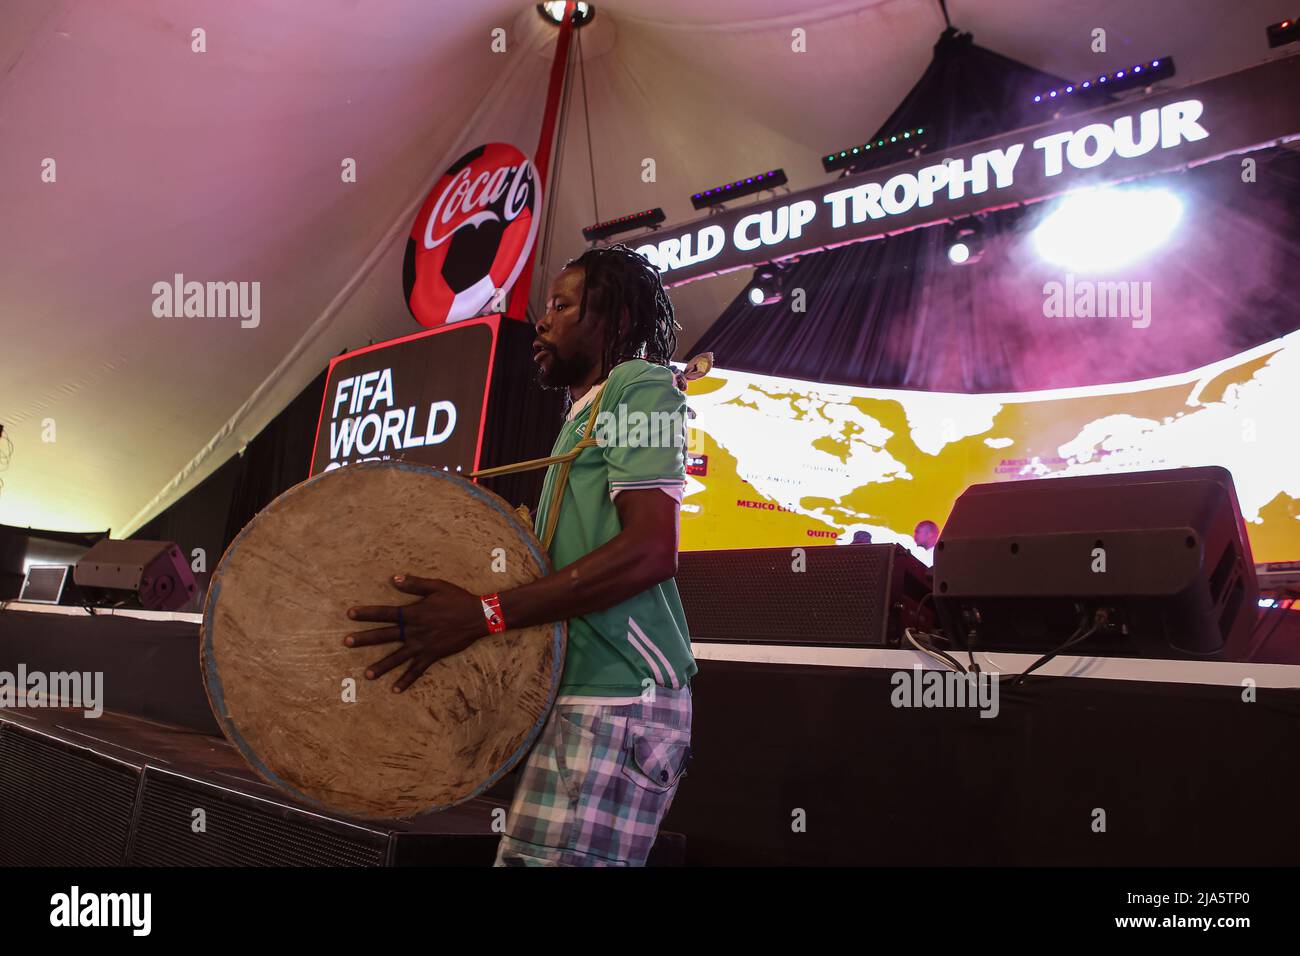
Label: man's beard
xmin=535 ymin=349 xmax=592 ymax=391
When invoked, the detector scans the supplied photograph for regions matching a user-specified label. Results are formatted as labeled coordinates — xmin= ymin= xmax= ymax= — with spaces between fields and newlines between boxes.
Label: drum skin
xmin=201 ymin=460 xmax=564 ymax=820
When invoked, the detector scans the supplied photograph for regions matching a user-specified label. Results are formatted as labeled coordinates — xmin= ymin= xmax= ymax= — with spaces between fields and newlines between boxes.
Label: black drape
xmin=130 ymin=369 xmax=327 ymax=612
xmin=869 ymin=28 xmax=1075 ymax=158
xmin=477 ymin=318 xmax=567 ymax=513
xmin=220 ymin=369 xmax=328 ymax=548
xmin=129 ymin=453 xmax=243 ymax=610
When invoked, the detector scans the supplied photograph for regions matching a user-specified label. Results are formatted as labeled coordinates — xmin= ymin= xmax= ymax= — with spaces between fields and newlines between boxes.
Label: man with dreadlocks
xmin=490 ymin=243 xmax=696 ymax=866
xmin=347 ymin=244 xmax=696 ymax=866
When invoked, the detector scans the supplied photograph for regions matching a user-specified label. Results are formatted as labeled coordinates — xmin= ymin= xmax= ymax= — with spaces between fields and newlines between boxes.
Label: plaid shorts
xmin=494 ymin=685 xmax=692 ymax=867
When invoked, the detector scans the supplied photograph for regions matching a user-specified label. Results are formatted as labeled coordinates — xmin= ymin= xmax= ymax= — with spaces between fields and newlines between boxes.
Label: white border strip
xmin=2 ymin=601 xmax=203 ymax=625
xmin=5 ymin=605 xmax=1295 ymax=688
xmin=690 ymin=642 xmax=1300 ymax=689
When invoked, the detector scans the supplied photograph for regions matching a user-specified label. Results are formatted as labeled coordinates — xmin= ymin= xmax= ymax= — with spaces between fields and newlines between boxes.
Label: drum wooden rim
xmin=200 ymin=460 xmax=565 ymax=819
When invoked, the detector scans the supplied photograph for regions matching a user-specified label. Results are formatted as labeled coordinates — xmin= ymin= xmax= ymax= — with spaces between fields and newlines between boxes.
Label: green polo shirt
xmin=534 ymin=359 xmax=697 ymax=698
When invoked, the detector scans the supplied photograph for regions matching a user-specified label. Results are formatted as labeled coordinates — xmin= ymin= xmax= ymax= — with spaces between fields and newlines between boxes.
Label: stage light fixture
xmin=746 ymin=263 xmax=787 ymax=306
xmin=692 ymin=170 xmax=788 ymax=210
xmin=1031 ymin=186 xmax=1183 ymax=273
xmin=822 ymin=126 xmax=929 ymax=174
xmin=582 ymin=207 xmax=665 ymax=242
xmin=1031 ymin=57 xmax=1175 ymax=106
xmin=946 ymin=218 xmax=984 ymax=266
xmin=537 ymin=2 xmax=595 ymax=27
xmin=1267 ymin=17 xmax=1300 ymax=47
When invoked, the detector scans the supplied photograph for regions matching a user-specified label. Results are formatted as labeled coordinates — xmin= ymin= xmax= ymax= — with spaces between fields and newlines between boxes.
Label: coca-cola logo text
xmin=424 ymin=160 xmax=536 ymax=250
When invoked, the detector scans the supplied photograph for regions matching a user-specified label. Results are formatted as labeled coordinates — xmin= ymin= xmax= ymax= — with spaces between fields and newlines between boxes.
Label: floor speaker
xmin=130 ymin=766 xmax=389 ymax=866
xmin=0 ymin=710 xmax=686 ymax=866
xmin=0 ymin=718 xmax=140 ymax=867
xmin=676 ymin=543 xmax=931 ymax=646
xmin=73 ymin=539 xmax=197 ymax=612
xmin=933 ymin=466 xmax=1258 ymax=658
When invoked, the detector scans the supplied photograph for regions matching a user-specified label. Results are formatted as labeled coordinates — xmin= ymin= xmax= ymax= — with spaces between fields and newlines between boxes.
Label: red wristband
xmin=480 ymin=593 xmax=506 ymax=634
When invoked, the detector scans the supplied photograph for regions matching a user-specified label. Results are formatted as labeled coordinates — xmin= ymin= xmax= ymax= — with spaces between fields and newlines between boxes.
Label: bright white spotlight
xmin=1031 ymin=186 xmax=1183 ymax=272
xmin=746 ymin=264 xmax=786 ymax=305
xmin=539 ymin=2 xmax=594 ymax=25
xmin=947 ymin=242 xmax=971 ymax=265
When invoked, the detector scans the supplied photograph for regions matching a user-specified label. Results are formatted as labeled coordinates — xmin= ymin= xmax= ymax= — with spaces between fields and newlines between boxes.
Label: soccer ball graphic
xmin=404 ymin=143 xmax=540 ymax=328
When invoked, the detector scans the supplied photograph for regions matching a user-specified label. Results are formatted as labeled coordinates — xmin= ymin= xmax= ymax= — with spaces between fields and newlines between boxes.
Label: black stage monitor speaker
xmin=73 ymin=539 xmax=197 ymax=612
xmin=677 ymin=543 xmax=931 ymax=646
xmin=0 ymin=720 xmax=141 ymax=867
xmin=0 ymin=715 xmax=686 ymax=867
xmin=933 ymin=466 xmax=1258 ymax=659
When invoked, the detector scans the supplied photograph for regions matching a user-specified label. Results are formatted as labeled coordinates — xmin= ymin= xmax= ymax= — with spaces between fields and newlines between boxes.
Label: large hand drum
xmin=201 ymin=460 xmax=564 ymax=820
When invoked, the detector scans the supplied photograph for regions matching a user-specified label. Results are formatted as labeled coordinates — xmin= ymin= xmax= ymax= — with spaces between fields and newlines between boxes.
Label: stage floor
xmin=3 ymin=601 xmax=1299 ymax=865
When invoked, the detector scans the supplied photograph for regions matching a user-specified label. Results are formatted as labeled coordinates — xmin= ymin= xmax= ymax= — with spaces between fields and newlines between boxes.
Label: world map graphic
xmin=681 ymin=331 xmax=1300 ymax=565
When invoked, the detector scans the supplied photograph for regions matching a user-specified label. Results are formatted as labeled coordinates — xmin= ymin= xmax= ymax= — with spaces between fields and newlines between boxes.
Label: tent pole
xmin=505 ymin=1 xmax=578 ymax=324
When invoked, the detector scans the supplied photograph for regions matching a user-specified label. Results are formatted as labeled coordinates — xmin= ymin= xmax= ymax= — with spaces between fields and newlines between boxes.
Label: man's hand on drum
xmin=345 ymin=575 xmax=486 ymax=692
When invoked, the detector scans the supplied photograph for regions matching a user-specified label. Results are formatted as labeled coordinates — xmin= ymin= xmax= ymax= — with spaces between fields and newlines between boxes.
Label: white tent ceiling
xmin=0 ymin=0 xmax=1292 ymax=536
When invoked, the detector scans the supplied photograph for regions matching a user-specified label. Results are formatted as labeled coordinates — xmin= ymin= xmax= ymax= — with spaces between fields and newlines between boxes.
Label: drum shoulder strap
xmin=539 ymin=385 xmax=605 ymax=551
xmin=472 ymin=358 xmax=710 ymax=549
xmin=468 ymin=384 xmax=607 ymax=551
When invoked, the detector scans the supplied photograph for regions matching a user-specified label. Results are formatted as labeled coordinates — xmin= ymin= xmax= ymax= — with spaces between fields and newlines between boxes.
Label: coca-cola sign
xmin=404 ymin=143 xmax=541 ymax=328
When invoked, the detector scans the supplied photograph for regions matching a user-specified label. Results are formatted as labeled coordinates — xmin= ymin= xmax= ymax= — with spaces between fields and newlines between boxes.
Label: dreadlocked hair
xmin=565 ymin=243 xmax=679 ymax=379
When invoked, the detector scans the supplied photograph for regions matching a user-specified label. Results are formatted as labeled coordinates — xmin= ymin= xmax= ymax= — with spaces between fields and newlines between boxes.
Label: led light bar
xmin=1267 ymin=16 xmax=1300 ymax=48
xmin=1031 ymin=56 xmax=1175 ymax=105
xmin=822 ymin=127 xmax=928 ymax=174
xmin=691 ymin=170 xmax=788 ymax=210
xmin=582 ymin=208 xmax=666 ymax=242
